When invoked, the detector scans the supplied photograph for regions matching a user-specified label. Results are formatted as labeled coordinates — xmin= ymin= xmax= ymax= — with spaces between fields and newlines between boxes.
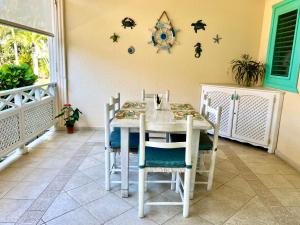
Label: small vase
xmin=66 ymin=126 xmax=74 ymax=134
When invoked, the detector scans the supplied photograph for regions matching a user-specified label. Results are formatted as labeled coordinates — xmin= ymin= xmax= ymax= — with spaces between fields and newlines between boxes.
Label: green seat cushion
xmin=170 ymin=132 xmax=213 ymax=151
xmin=110 ymin=128 xmax=139 ymax=149
xmin=141 ymin=146 xmax=186 ymax=168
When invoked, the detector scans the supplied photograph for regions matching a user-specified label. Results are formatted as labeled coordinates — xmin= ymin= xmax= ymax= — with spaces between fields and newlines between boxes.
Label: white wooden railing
xmin=0 ymin=83 xmax=57 ymax=158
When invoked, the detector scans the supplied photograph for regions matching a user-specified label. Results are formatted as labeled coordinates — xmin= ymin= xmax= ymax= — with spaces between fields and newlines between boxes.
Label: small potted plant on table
xmin=55 ymin=104 xmax=82 ymax=133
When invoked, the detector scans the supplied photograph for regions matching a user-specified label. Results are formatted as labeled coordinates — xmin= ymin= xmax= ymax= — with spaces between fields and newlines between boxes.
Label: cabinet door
xmin=232 ymin=90 xmax=274 ymax=146
xmin=201 ymin=86 xmax=236 ymax=137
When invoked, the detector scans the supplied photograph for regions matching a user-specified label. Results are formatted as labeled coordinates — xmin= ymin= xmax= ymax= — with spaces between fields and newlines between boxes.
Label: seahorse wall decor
xmin=194 ymin=42 xmax=202 ymax=58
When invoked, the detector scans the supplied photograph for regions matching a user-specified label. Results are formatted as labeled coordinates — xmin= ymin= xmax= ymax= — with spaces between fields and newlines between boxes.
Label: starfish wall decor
xmin=213 ymin=34 xmax=222 ymax=44
xmin=110 ymin=33 xmax=119 ymax=42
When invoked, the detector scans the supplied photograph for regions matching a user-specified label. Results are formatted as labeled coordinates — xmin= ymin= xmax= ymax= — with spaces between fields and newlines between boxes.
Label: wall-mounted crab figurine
xmin=191 ymin=20 xmax=207 ymax=33
xmin=194 ymin=42 xmax=202 ymax=58
xmin=122 ymin=17 xmax=136 ymax=29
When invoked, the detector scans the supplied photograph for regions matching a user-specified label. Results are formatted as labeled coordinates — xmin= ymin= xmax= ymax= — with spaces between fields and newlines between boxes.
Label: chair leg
xmin=139 ymin=168 xmax=145 ymax=218
xmin=183 ymin=168 xmax=191 ymax=218
xmin=105 ymin=149 xmax=111 ymax=191
xmin=207 ymin=151 xmax=217 ymax=191
xmin=175 ymin=172 xmax=180 ymax=193
xmin=171 ymin=172 xmax=176 ymax=190
xmin=144 ymin=171 xmax=148 ymax=192
xmin=110 ymin=152 xmax=117 ymax=173
xmin=199 ymin=152 xmax=205 ymax=173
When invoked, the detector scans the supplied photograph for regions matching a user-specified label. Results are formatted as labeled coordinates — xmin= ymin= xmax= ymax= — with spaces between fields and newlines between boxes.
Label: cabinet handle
xmin=231 ymin=94 xmax=234 ymax=100
xmin=235 ymin=94 xmax=239 ymax=100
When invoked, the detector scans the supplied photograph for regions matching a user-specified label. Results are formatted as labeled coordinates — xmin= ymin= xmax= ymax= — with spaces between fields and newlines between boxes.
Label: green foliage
xmin=231 ymin=54 xmax=265 ymax=87
xmin=55 ymin=105 xmax=82 ymax=127
xmin=0 ymin=63 xmax=38 ymax=90
xmin=0 ymin=25 xmax=49 ymax=81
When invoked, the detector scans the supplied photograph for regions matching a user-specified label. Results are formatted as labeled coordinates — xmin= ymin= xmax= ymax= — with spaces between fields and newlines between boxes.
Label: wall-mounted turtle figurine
xmin=213 ymin=34 xmax=222 ymax=44
xmin=191 ymin=20 xmax=206 ymax=33
xmin=110 ymin=33 xmax=119 ymax=42
xmin=122 ymin=17 xmax=136 ymax=29
xmin=128 ymin=46 xmax=135 ymax=54
xmin=194 ymin=42 xmax=202 ymax=58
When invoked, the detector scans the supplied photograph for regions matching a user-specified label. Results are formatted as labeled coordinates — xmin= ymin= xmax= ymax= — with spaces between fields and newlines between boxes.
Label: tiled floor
xmin=0 ymin=130 xmax=300 ymax=225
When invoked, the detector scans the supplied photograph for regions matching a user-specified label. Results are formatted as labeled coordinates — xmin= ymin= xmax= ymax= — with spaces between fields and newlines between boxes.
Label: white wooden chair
xmin=104 ymin=93 xmax=139 ymax=191
xmin=138 ymin=114 xmax=193 ymax=218
xmin=141 ymin=89 xmax=170 ymax=102
xmin=196 ymin=103 xmax=222 ymax=191
xmin=170 ymin=97 xmax=221 ymax=191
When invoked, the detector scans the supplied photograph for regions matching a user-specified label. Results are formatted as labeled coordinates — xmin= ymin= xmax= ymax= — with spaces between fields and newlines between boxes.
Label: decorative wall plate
xmin=128 ymin=46 xmax=135 ymax=54
xmin=149 ymin=11 xmax=179 ymax=53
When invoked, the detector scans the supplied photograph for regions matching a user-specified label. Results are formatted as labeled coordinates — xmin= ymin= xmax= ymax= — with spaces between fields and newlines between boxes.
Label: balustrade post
xmin=14 ymin=93 xmax=28 ymax=155
xmin=34 ymin=88 xmax=41 ymax=101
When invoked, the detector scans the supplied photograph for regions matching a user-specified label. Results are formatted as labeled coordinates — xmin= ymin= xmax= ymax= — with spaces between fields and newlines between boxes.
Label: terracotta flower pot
xmin=66 ymin=126 xmax=74 ymax=134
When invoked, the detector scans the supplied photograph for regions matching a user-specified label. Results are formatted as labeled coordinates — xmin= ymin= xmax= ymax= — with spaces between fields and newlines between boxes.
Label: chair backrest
xmin=206 ymin=105 xmax=222 ymax=151
xmin=139 ymin=114 xmax=193 ymax=168
xmin=110 ymin=93 xmax=120 ymax=115
xmin=104 ymin=93 xmax=120 ymax=149
xmin=141 ymin=89 xmax=170 ymax=102
xmin=200 ymin=96 xmax=211 ymax=117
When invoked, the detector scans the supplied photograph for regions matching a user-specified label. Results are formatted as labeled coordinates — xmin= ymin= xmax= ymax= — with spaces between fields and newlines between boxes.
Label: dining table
xmin=110 ymin=100 xmax=212 ymax=198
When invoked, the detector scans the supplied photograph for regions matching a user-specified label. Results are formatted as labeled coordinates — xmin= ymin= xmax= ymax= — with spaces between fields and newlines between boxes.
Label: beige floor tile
xmin=42 ymin=192 xmax=80 ymax=222
xmin=142 ymin=194 xmax=182 ymax=224
xmin=36 ymin=157 xmax=69 ymax=169
xmin=67 ymin=181 xmax=108 ymax=205
xmin=270 ymin=188 xmax=300 ymax=207
xmin=0 ymin=181 xmax=18 ymax=198
xmin=23 ymin=168 xmax=60 ymax=183
xmin=216 ymin=160 xmax=240 ymax=174
xmin=193 ymin=197 xmax=238 ymax=225
xmin=80 ymin=165 xmax=105 ymax=180
xmin=114 ymin=183 xmax=169 ymax=207
xmin=224 ymin=196 xmax=277 ymax=225
xmin=45 ymin=207 xmax=99 ymax=225
xmin=4 ymin=181 xmax=49 ymax=200
xmin=225 ymin=176 xmax=256 ymax=197
xmin=208 ymin=186 xmax=252 ymax=210
xmin=0 ymin=199 xmax=33 ymax=223
xmin=285 ymin=175 xmax=300 ymax=188
xmin=8 ymin=155 xmax=42 ymax=168
xmin=257 ymin=174 xmax=294 ymax=189
xmin=78 ymin=156 xmax=102 ymax=170
xmin=0 ymin=167 xmax=34 ymax=182
xmin=64 ymin=171 xmax=94 ymax=191
xmin=84 ymin=193 xmax=132 ymax=224
xmin=104 ymin=208 xmax=157 ymax=225
xmin=164 ymin=210 xmax=213 ymax=225
xmin=286 ymin=207 xmax=300 ymax=224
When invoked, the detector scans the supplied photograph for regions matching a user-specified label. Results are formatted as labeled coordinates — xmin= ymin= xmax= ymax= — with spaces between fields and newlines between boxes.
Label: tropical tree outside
xmin=0 ymin=24 xmax=50 ymax=87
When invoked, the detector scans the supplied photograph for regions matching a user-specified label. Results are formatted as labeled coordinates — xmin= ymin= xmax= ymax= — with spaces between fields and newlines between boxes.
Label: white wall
xmin=64 ymin=0 xmax=265 ymax=127
xmin=259 ymin=0 xmax=300 ymax=170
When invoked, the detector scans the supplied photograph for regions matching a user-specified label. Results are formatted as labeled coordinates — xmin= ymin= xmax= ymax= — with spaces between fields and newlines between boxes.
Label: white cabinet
xmin=200 ymin=84 xmax=284 ymax=153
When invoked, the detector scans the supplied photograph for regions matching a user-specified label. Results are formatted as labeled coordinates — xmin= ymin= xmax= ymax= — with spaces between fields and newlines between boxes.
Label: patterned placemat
xmin=173 ymin=110 xmax=203 ymax=120
xmin=122 ymin=102 xmax=146 ymax=110
xmin=170 ymin=103 xmax=194 ymax=111
xmin=115 ymin=110 xmax=145 ymax=119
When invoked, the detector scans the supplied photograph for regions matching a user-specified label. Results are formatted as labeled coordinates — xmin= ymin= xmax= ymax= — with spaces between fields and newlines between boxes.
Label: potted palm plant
xmin=231 ymin=54 xmax=265 ymax=87
xmin=55 ymin=104 xmax=82 ymax=133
